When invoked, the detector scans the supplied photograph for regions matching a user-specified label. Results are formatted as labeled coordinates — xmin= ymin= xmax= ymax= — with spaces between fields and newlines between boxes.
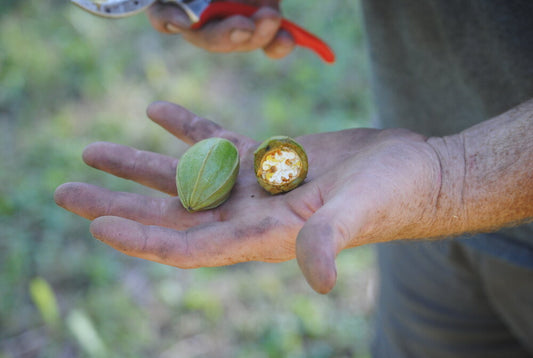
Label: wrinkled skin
xmin=146 ymin=0 xmax=295 ymax=58
xmin=54 ymin=101 xmax=443 ymax=293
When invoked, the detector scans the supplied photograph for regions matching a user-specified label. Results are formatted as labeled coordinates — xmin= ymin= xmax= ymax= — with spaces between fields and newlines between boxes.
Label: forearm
xmin=427 ymin=98 xmax=533 ymax=237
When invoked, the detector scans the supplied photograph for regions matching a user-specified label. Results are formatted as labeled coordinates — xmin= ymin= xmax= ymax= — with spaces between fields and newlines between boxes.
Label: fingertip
xmin=296 ymin=223 xmax=338 ymax=294
xmin=147 ymin=2 xmax=190 ymax=33
xmin=90 ymin=216 xmax=132 ymax=247
xmin=89 ymin=216 xmax=113 ymax=239
xmin=298 ymin=251 xmax=338 ymax=294
xmin=89 ymin=216 xmax=105 ymax=240
xmin=252 ymin=6 xmax=282 ymax=24
xmin=146 ymin=100 xmax=168 ymax=113
xmin=264 ymin=30 xmax=295 ymax=59
xmin=302 ymin=258 xmax=337 ymax=294
xmin=165 ymin=23 xmax=182 ymax=34
xmin=146 ymin=101 xmax=162 ymax=119
xmin=200 ymin=15 xmax=255 ymax=49
xmin=146 ymin=101 xmax=225 ymax=144
xmin=82 ymin=141 xmax=106 ymax=167
xmin=146 ymin=101 xmax=176 ymax=121
xmin=314 ymin=268 xmax=337 ymax=294
xmin=251 ymin=8 xmax=282 ymax=46
xmin=230 ymin=29 xmax=253 ymax=44
xmin=54 ymin=182 xmax=92 ymax=209
xmin=146 ymin=101 xmax=188 ymax=131
xmin=54 ymin=182 xmax=74 ymax=208
xmin=255 ymin=17 xmax=280 ymax=39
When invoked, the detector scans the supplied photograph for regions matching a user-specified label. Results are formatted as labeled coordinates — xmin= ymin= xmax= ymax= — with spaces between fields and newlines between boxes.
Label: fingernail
xmin=230 ymin=29 xmax=252 ymax=44
xmin=165 ymin=23 xmax=181 ymax=33
xmin=257 ymin=19 xmax=278 ymax=37
xmin=274 ymin=43 xmax=290 ymax=56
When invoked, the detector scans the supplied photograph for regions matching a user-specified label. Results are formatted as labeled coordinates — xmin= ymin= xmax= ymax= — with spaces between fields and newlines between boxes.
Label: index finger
xmin=82 ymin=142 xmax=178 ymax=195
xmin=146 ymin=101 xmax=249 ymax=148
xmin=147 ymin=2 xmax=191 ymax=33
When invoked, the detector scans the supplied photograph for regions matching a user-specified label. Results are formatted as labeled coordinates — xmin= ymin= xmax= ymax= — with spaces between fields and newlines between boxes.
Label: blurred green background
xmin=0 ymin=0 xmax=377 ymax=356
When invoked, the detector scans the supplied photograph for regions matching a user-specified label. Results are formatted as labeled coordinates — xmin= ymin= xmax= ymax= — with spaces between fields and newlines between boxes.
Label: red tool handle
xmin=192 ymin=1 xmax=335 ymax=64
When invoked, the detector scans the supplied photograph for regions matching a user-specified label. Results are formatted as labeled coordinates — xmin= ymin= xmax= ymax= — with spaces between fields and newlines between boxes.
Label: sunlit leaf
xmin=67 ymin=309 xmax=107 ymax=357
xmin=29 ymin=277 xmax=60 ymax=329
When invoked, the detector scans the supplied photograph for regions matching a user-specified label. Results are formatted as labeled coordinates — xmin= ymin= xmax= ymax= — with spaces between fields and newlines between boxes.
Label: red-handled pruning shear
xmin=71 ymin=0 xmax=335 ymax=63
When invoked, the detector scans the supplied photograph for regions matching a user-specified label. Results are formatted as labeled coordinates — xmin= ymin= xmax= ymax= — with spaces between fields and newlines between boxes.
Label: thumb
xmin=296 ymin=197 xmax=354 ymax=294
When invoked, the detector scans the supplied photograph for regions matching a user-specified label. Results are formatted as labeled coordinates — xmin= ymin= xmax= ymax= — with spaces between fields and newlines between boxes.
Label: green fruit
xmin=176 ymin=138 xmax=239 ymax=212
xmin=254 ymin=136 xmax=308 ymax=195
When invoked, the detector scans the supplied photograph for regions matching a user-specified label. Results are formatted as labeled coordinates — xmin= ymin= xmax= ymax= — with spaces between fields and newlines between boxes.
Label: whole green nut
xmin=254 ymin=136 xmax=308 ymax=195
xmin=176 ymin=138 xmax=239 ymax=212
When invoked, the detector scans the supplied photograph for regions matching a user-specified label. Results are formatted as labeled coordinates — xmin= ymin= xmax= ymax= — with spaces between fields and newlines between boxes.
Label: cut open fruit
xmin=254 ymin=136 xmax=308 ymax=194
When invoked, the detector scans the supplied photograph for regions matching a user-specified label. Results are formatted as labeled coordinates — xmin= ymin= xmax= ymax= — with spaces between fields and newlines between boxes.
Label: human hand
xmin=54 ymin=101 xmax=445 ymax=293
xmin=147 ymin=0 xmax=295 ymax=59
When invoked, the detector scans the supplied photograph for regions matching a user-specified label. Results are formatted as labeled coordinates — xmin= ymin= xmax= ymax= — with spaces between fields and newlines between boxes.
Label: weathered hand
xmin=54 ymin=101 xmax=443 ymax=293
xmin=147 ymin=0 xmax=294 ymax=59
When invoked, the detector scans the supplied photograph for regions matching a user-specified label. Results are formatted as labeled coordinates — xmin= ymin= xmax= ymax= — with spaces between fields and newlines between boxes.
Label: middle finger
xmin=83 ymin=141 xmax=178 ymax=195
xmin=54 ymin=182 xmax=218 ymax=230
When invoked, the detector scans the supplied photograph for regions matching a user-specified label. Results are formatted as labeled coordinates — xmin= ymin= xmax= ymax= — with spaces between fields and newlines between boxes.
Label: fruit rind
xmin=254 ymin=136 xmax=308 ymax=195
xmin=176 ymin=138 xmax=239 ymax=212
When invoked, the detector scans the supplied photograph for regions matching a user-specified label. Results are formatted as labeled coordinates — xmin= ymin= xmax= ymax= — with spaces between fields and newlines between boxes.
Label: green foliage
xmin=29 ymin=277 xmax=60 ymax=330
xmin=66 ymin=310 xmax=107 ymax=357
xmin=0 ymin=0 xmax=375 ymax=356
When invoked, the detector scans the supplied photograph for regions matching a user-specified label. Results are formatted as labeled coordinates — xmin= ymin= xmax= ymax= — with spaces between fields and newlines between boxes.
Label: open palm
xmin=55 ymin=101 xmax=441 ymax=293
